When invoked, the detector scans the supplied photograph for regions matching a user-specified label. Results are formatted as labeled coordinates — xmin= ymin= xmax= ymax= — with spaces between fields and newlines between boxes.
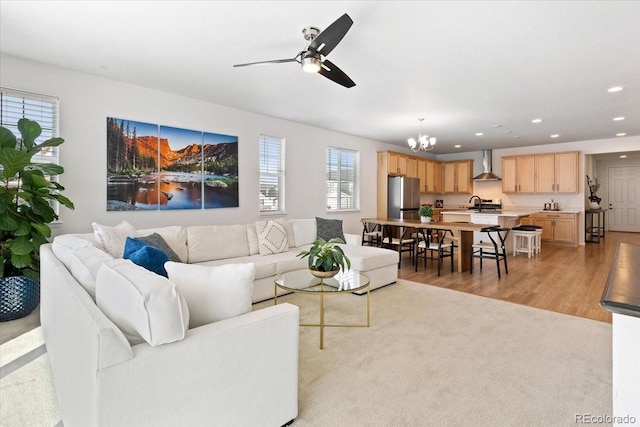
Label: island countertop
xmin=441 ymin=210 xmax=536 ymax=218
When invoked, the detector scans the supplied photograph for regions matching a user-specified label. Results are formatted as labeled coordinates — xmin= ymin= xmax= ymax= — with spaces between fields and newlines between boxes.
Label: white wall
xmin=0 ymin=54 xmax=402 ymax=236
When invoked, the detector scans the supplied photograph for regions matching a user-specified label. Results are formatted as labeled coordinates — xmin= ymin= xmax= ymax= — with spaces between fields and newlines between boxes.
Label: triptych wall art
xmin=106 ymin=117 xmax=239 ymax=211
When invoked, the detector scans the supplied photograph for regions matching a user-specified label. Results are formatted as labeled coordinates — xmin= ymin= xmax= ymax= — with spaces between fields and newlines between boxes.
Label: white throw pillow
xmin=290 ymin=219 xmax=317 ymax=247
xmin=64 ymin=245 xmax=114 ymax=297
xmin=92 ymin=220 xmax=137 ymax=257
xmin=96 ymin=259 xmax=189 ymax=346
xmin=255 ymin=220 xmax=289 ymax=255
xmin=165 ymin=262 xmax=254 ymax=329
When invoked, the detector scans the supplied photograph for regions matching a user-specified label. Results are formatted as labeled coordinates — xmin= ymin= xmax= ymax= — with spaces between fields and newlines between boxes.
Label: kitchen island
xmin=360 ymin=218 xmax=499 ymax=273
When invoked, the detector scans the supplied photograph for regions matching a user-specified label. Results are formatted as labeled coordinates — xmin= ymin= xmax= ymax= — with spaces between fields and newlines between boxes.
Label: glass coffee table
xmin=274 ymin=269 xmax=370 ymax=349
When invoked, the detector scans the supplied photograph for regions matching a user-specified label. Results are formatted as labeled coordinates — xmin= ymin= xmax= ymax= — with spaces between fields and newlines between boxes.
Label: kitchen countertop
xmin=441 ymin=210 xmax=536 ymax=218
xmin=601 ymin=243 xmax=640 ymax=318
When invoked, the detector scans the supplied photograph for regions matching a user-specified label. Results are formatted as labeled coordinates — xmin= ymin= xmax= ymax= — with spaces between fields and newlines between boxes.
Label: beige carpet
xmin=1 ymin=280 xmax=612 ymax=427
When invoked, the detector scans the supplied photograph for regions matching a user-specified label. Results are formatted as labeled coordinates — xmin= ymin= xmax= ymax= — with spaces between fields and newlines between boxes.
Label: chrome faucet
xmin=469 ymin=195 xmax=482 ymax=212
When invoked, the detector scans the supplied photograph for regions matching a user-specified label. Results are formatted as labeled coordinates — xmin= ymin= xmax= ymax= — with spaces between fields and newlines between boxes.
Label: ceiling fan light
xmin=302 ymin=56 xmax=321 ymax=73
xmin=429 ymin=137 xmax=436 ymax=145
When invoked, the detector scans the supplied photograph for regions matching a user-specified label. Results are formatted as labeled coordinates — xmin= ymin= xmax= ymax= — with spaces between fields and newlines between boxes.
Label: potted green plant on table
xmin=419 ymin=205 xmax=433 ymax=223
xmin=0 ymin=119 xmax=74 ymax=321
xmin=297 ymin=237 xmax=351 ymax=279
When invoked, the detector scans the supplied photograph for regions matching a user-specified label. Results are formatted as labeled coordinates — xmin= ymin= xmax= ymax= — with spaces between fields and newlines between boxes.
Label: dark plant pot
xmin=0 ymin=276 xmax=40 ymax=322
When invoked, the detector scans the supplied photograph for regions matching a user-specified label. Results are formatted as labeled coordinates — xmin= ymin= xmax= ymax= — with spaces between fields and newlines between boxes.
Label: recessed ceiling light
xmin=454 ymin=144 xmax=461 ymax=148
xmin=613 ymin=117 xmax=625 ymax=121
xmin=493 ymin=124 xmax=503 ymax=128
xmin=616 ymin=133 xmax=627 ymax=137
xmin=550 ymin=134 xmax=559 ymax=138
xmin=475 ymin=132 xmax=483 ymax=136
xmin=504 ymin=130 xmax=512 ymax=134
xmin=608 ymin=86 xmax=624 ymax=93
xmin=620 ymin=155 xmax=628 ymax=158
xmin=531 ymin=119 xmax=543 ymax=123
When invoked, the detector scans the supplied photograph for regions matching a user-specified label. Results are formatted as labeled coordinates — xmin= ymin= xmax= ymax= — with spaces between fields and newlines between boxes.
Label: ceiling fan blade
xmin=233 ymin=57 xmax=298 ymax=68
xmin=308 ymin=13 xmax=353 ymax=56
xmin=318 ymin=59 xmax=355 ymax=88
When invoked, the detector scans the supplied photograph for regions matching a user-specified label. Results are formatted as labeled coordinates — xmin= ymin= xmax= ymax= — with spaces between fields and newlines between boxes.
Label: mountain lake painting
xmin=106 ymin=117 xmax=239 ymax=211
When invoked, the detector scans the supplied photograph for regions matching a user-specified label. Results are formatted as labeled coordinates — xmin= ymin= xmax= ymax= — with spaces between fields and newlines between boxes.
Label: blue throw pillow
xmin=123 ymin=237 xmax=170 ymax=277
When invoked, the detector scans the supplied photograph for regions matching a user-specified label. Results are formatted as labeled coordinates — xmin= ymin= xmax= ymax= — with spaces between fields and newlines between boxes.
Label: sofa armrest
xmin=94 ymin=303 xmax=300 ymax=427
xmin=344 ymin=233 xmax=361 ymax=246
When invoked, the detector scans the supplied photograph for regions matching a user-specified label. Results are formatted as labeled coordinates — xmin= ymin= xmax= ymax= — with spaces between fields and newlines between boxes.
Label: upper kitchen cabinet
xmin=442 ymin=160 xmax=473 ymax=194
xmin=502 ymin=155 xmax=535 ymax=193
xmin=382 ymin=151 xmax=418 ymax=178
xmin=417 ymin=158 xmax=442 ymax=193
xmin=535 ymin=151 xmax=579 ymax=193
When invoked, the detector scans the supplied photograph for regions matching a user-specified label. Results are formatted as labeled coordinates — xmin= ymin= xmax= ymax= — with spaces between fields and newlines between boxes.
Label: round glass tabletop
xmin=275 ymin=269 xmax=370 ymax=294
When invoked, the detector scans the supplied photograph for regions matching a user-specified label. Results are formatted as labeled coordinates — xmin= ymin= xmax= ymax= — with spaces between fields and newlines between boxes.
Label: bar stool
xmin=470 ymin=227 xmax=510 ymax=279
xmin=511 ymin=225 xmax=542 ymax=257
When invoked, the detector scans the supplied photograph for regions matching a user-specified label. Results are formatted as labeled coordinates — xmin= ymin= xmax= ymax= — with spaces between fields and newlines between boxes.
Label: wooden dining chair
xmin=415 ymin=228 xmax=455 ymax=276
xmin=470 ymin=227 xmax=510 ymax=279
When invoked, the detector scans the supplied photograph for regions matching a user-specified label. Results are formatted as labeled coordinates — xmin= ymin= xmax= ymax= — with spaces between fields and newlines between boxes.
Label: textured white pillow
xmin=165 ymin=262 xmax=254 ymax=329
xmin=255 ymin=220 xmax=289 ymax=255
xmin=92 ymin=220 xmax=137 ymax=257
xmin=96 ymin=259 xmax=189 ymax=346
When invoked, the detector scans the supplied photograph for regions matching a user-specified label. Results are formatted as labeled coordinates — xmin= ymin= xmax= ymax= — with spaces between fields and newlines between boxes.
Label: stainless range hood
xmin=473 ymin=149 xmax=501 ymax=181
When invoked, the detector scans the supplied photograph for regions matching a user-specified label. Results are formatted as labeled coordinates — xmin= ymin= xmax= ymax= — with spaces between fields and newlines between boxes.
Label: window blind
xmin=259 ymin=135 xmax=285 ymax=213
xmin=326 ymin=147 xmax=359 ymax=211
xmin=0 ymin=88 xmax=59 ymax=165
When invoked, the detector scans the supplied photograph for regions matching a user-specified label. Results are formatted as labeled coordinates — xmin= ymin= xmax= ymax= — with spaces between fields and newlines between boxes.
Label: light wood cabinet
xmin=384 ymin=152 xmax=418 ymax=178
xmin=417 ymin=158 xmax=442 ymax=193
xmin=535 ymin=151 xmax=578 ymax=193
xmin=502 ymin=155 xmax=535 ymax=193
xmin=500 ymin=151 xmax=579 ymax=194
xmin=442 ymin=160 xmax=473 ymax=194
xmin=532 ymin=212 xmax=578 ymax=246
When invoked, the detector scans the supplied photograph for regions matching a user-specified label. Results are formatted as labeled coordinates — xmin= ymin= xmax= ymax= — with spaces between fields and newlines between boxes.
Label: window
xmin=1 ymin=88 xmax=61 ymax=213
xmin=326 ymin=147 xmax=359 ymax=211
xmin=0 ymin=88 xmax=59 ymax=166
xmin=259 ymin=135 xmax=285 ymax=213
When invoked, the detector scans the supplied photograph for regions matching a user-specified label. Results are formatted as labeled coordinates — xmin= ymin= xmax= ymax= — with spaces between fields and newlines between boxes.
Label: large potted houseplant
xmin=297 ymin=237 xmax=351 ymax=279
xmin=0 ymin=119 xmax=74 ymax=321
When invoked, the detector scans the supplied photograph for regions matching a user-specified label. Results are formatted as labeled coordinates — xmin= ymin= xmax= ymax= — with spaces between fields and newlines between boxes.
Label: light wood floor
xmin=396 ymin=231 xmax=640 ymax=323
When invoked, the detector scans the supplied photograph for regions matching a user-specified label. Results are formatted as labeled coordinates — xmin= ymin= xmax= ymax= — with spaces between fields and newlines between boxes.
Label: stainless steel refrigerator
xmin=387 ymin=176 xmax=421 ymax=220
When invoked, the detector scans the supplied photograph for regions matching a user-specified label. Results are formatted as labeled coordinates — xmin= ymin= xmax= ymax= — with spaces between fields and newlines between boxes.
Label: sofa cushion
xmin=92 ymin=220 xmax=137 ymax=257
xmin=280 ymin=220 xmax=296 ymax=248
xmin=51 ymin=234 xmax=98 ymax=266
xmin=135 ymin=233 xmax=182 ymax=262
xmin=339 ymin=244 xmax=399 ymax=271
xmin=96 ymin=259 xmax=189 ymax=346
xmin=52 ymin=239 xmax=114 ymax=297
xmin=186 ymin=225 xmax=249 ymax=263
xmin=123 ymin=237 xmax=170 ymax=277
xmin=165 ymin=262 xmax=254 ymax=329
xmin=137 ymin=226 xmax=187 ymax=262
xmin=316 ymin=217 xmax=345 ymax=242
xmin=195 ymin=255 xmax=276 ymax=280
xmin=290 ymin=219 xmax=317 ymax=247
xmin=256 ymin=220 xmax=289 ymax=255
xmin=246 ymin=223 xmax=260 ymax=255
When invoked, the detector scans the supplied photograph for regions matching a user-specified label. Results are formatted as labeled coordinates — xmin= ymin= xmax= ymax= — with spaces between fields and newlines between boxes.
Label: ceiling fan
xmin=233 ymin=13 xmax=356 ymax=88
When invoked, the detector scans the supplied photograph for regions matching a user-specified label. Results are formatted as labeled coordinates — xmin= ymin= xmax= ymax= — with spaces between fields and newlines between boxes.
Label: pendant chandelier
xmin=407 ymin=118 xmax=436 ymax=152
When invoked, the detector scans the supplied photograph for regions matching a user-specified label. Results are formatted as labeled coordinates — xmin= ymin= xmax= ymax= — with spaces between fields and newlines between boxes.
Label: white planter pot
xmin=420 ymin=216 xmax=431 ymax=223
xmin=589 ymin=202 xmax=600 ymax=210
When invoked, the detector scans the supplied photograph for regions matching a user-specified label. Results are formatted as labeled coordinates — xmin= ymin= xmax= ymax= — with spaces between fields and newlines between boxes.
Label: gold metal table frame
xmin=274 ymin=270 xmax=370 ymax=349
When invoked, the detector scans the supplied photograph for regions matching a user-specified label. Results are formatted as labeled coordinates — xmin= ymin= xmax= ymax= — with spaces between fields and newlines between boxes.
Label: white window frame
xmin=326 ymin=147 xmax=360 ymax=212
xmin=259 ymin=134 xmax=285 ymax=215
xmin=0 ymin=87 xmax=61 ymax=214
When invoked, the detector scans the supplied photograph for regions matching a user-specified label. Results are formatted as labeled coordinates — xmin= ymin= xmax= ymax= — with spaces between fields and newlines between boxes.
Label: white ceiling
xmin=1 ymin=1 xmax=639 ymax=154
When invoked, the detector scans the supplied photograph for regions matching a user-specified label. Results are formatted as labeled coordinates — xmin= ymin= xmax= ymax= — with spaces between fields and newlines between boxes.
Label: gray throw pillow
xmin=316 ymin=217 xmax=345 ymax=242
xmin=137 ymin=233 xmax=182 ymax=262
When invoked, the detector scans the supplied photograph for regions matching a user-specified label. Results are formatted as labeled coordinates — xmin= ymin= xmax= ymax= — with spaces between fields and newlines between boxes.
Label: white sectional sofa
xmin=40 ymin=218 xmax=398 ymax=427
